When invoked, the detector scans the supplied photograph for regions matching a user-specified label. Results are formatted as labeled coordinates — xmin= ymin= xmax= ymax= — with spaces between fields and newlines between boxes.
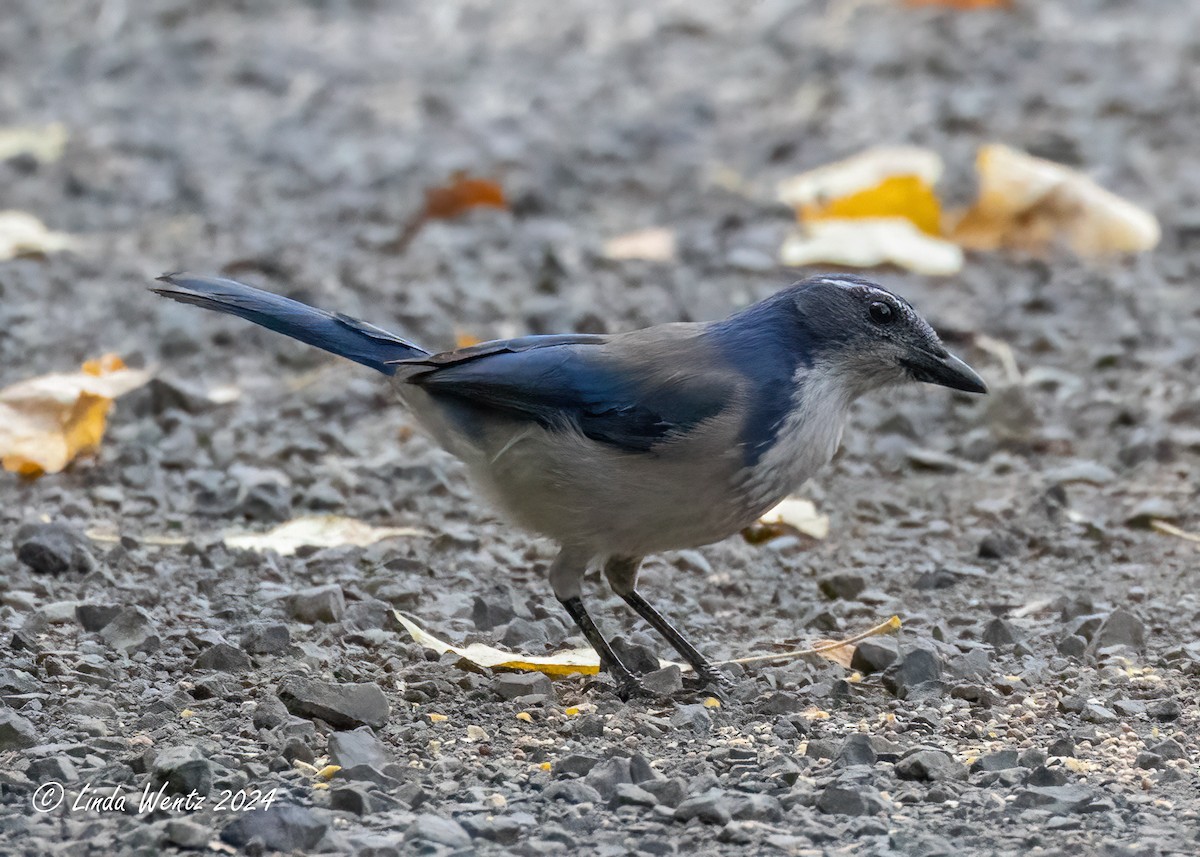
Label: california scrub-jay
xmin=152 ymin=273 xmax=986 ymax=695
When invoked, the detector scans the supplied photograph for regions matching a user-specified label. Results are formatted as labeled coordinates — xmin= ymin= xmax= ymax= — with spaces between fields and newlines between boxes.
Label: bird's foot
xmin=690 ymin=663 xmax=738 ymax=694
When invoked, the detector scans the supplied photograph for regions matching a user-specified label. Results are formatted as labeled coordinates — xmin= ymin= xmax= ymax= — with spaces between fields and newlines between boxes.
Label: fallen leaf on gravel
xmin=780 ymin=219 xmax=964 ymax=275
xmin=603 ymin=227 xmax=678 ymax=262
xmin=396 ymin=612 xmax=603 ymax=676
xmin=423 ymin=173 xmax=508 ymax=220
xmin=0 ymin=122 xmax=68 ymax=163
xmin=0 ymin=210 xmax=76 ymax=260
xmin=777 ymin=146 xmax=962 ymax=274
xmin=951 ymin=144 xmax=1160 ymax=256
xmin=223 ymin=516 xmax=430 ymax=555
xmin=0 ymin=354 xmax=150 ymax=476
xmin=754 ymin=497 xmax=830 ymax=541
xmin=1149 ymin=520 xmax=1200 ymax=545
xmin=778 ymin=147 xmax=944 ymax=234
xmin=720 ymin=616 xmax=902 ymax=668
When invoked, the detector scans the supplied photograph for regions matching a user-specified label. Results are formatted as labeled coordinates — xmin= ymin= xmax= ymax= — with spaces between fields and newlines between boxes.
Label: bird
xmin=151 ymin=272 xmax=987 ymax=696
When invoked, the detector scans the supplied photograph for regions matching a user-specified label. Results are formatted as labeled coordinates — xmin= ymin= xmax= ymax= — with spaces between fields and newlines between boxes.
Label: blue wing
xmin=400 ymin=334 xmax=735 ymax=453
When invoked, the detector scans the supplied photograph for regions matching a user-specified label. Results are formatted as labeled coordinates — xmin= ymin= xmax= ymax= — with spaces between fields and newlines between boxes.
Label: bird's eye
xmin=868 ymin=301 xmax=895 ymax=325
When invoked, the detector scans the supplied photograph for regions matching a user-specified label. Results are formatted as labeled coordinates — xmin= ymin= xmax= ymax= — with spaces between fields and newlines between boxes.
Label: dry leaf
xmin=223 ymin=516 xmax=430 ymax=556
xmin=0 ymin=210 xmax=76 ymax=260
xmin=0 ymin=354 xmax=150 ymax=476
xmin=423 ymin=173 xmax=508 ymax=220
xmin=743 ymin=497 xmax=830 ymax=544
xmin=0 ymin=122 xmax=68 ymax=163
xmin=951 ymin=144 xmax=1160 ymax=256
xmin=454 ymin=331 xmax=483 ymax=349
xmin=603 ymin=227 xmax=678 ymax=262
xmin=397 ymin=612 xmax=604 ymax=676
xmin=777 ymin=147 xmax=962 ymax=274
xmin=780 ymin=219 xmax=964 ymax=276
xmin=721 ymin=616 xmax=902 ymax=668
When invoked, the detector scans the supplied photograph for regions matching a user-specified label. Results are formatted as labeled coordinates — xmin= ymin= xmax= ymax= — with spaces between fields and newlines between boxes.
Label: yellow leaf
xmin=603 ymin=227 xmax=678 ymax=262
xmin=223 ymin=516 xmax=430 ymax=556
xmin=454 ymin=331 xmax=483 ymax=349
xmin=428 ymin=713 xmax=448 ymax=723
xmin=180 ymin=709 xmax=194 ymax=719
xmin=539 ymin=762 xmax=551 ymax=771
xmin=316 ymin=765 xmax=340 ymax=780
xmin=803 ymin=175 xmax=943 ymax=236
xmin=563 ymin=707 xmax=581 ymax=716
xmin=515 ymin=712 xmax=533 ymax=722
xmin=312 ymin=781 xmax=329 ymax=790
xmin=703 ymin=697 xmax=722 ymax=709
xmin=951 ymin=144 xmax=1160 ymax=256
xmin=777 ymin=147 xmax=960 ymax=274
xmin=0 ymin=210 xmax=76 ymax=260
xmin=0 ymin=122 xmax=68 ymax=163
xmin=0 ymin=355 xmax=150 ymax=476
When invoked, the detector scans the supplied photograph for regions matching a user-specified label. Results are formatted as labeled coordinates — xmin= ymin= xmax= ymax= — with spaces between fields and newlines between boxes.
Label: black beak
xmin=902 ymin=349 xmax=988 ymax=394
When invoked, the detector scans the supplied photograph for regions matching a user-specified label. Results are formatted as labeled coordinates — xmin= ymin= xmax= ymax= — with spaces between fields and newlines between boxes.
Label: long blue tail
xmin=151 ymin=274 xmax=427 ymax=375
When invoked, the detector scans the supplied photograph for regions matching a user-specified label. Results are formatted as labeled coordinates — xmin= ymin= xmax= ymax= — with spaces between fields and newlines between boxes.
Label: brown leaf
xmin=423 ymin=173 xmax=507 ymax=220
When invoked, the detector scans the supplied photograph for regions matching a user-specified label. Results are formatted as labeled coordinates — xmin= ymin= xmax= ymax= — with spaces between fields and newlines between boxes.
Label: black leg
xmin=559 ymin=596 xmax=647 ymax=698
xmin=621 ymin=590 xmax=734 ymax=691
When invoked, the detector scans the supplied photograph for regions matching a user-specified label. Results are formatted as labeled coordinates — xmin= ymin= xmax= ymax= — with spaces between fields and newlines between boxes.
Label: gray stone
xmin=584 ymin=757 xmax=632 ymax=801
xmin=640 ymin=778 xmax=686 ymax=808
xmin=850 ymin=638 xmax=898 ymax=673
xmin=729 ymin=793 xmax=784 ymax=822
xmin=670 ymin=704 xmax=712 ymax=733
xmin=759 ymin=691 xmax=805 ymax=714
xmin=1056 ymin=635 xmax=1087 ymax=658
xmin=673 ymin=789 xmax=731 ymax=825
xmin=165 ymin=818 xmax=211 ymax=849
xmin=1092 ymin=609 xmax=1145 ymax=651
xmin=818 ymin=573 xmax=866 ymax=601
xmin=26 ymin=755 xmax=79 ymax=783
xmin=329 ymin=784 xmax=373 ymax=815
xmin=835 ymin=733 xmax=877 ymax=767
xmin=542 ymin=780 xmax=603 ymax=804
xmin=1012 ymin=785 xmax=1096 ymax=814
xmin=553 ymin=754 xmax=600 ymax=778
xmin=286 ymin=584 xmax=345 ymax=624
xmin=640 ymin=665 xmax=683 ymax=696
xmin=817 ymin=783 xmax=887 ymax=816
xmin=14 ymin=522 xmax=95 ymax=575
xmin=883 ymin=648 xmax=942 ymax=698
xmin=74 ymin=603 xmax=123 ymax=632
xmin=328 ymin=727 xmax=393 ymax=770
xmin=896 ymin=749 xmax=968 ymax=782
xmin=277 ymin=676 xmax=389 ymax=728
xmin=99 ymin=606 xmax=160 ymax=653
xmin=972 ymin=750 xmax=1019 ymax=772
xmin=613 ymin=782 xmax=658 ymax=808
xmin=494 ymin=672 xmax=553 ymax=700
xmin=0 ymin=710 xmax=37 ymax=750
xmin=241 ymin=623 xmax=291 ymax=654
xmin=982 ymin=618 xmax=1022 ymax=647
xmin=152 ymin=745 xmax=213 ymax=796
xmin=192 ymin=642 xmax=251 ymax=672
xmin=221 ymin=804 xmax=327 ymax=852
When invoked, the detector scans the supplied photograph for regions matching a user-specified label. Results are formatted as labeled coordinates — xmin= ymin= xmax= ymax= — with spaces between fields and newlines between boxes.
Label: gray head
xmin=715 ymin=274 xmax=987 ymax=398
xmin=787 ymin=274 xmax=987 ymax=395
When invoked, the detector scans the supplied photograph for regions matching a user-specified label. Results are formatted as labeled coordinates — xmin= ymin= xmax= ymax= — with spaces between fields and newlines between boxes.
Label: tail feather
xmin=151 ymin=273 xmax=427 ymax=374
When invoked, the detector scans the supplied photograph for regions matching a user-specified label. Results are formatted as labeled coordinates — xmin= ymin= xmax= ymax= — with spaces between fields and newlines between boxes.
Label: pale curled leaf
xmin=951 ymin=144 xmax=1160 ymax=256
xmin=223 ymin=516 xmax=431 ymax=556
xmin=777 ymin=146 xmax=944 ymax=211
xmin=780 ymin=219 xmax=963 ymax=275
xmin=759 ymin=497 xmax=830 ymax=540
xmin=0 ymin=356 xmax=150 ymax=476
xmin=395 ymin=612 xmax=602 ymax=677
xmin=0 ymin=210 xmax=76 ymax=260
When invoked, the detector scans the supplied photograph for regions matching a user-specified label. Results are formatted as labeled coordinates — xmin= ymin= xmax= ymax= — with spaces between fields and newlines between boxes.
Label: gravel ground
xmin=2 ymin=1 xmax=1199 ymax=855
